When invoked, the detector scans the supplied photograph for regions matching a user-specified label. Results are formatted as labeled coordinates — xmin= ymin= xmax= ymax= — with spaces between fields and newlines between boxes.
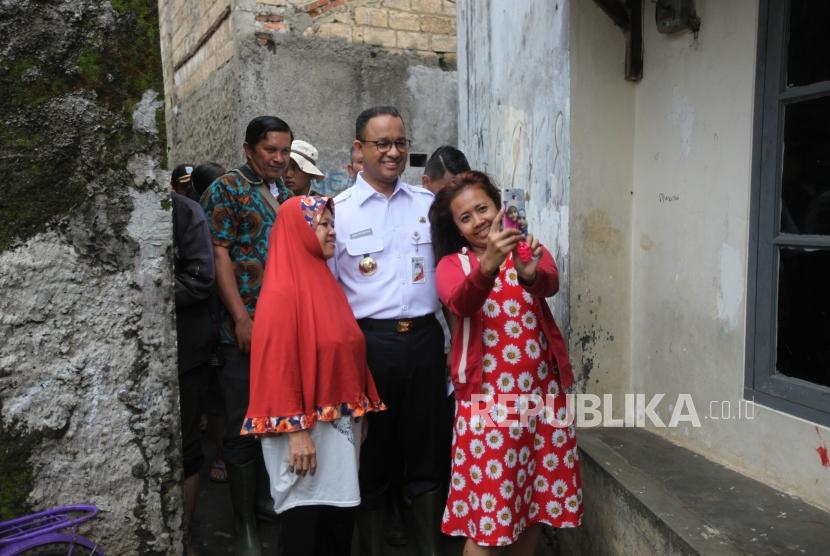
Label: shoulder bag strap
xmin=456 ymin=251 xmax=472 ymax=383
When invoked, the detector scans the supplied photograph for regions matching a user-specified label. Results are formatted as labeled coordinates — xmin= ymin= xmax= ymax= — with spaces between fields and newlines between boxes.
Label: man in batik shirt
xmin=201 ymin=115 xmax=293 ymax=556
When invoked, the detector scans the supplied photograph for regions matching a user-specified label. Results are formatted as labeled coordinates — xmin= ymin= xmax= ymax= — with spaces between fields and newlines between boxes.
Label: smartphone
xmin=501 ymin=188 xmax=528 ymax=237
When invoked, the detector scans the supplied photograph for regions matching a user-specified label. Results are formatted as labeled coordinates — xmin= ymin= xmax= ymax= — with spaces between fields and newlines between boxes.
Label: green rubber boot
xmin=227 ymin=461 xmax=262 ymax=556
xmin=384 ymin=488 xmax=407 ymax=546
xmin=411 ymin=488 xmax=443 ymax=556
xmin=255 ymin=451 xmax=279 ymax=523
xmin=357 ymin=507 xmax=385 ymax=556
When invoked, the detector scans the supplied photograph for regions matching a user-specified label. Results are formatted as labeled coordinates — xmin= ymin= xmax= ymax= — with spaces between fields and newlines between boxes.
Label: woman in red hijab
xmin=242 ymin=195 xmax=385 ymax=556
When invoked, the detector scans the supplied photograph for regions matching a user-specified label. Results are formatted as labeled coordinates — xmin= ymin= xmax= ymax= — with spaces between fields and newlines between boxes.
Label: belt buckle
xmin=396 ymin=319 xmax=413 ymax=333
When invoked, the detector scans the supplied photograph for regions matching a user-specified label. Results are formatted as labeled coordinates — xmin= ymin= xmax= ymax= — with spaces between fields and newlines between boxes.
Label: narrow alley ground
xmin=191 ymin=435 xmax=559 ymax=555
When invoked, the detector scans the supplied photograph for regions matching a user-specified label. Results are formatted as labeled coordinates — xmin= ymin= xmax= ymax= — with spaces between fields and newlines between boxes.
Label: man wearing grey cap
xmin=284 ymin=139 xmax=325 ymax=196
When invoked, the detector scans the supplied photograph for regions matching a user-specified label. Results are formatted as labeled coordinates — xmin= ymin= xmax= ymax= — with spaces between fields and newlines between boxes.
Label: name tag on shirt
xmin=412 ymin=256 xmax=426 ymax=284
xmin=350 ymin=228 xmax=373 ymax=239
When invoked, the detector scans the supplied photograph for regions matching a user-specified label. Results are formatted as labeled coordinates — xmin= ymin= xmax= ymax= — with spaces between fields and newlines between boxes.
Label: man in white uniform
xmin=330 ymin=106 xmax=447 ymax=556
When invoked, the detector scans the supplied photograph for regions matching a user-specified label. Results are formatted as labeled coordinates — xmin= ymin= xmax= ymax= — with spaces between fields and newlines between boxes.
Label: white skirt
xmin=261 ymin=416 xmax=363 ymax=513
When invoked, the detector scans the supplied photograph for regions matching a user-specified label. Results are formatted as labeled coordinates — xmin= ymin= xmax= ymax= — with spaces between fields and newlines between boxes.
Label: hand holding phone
xmin=479 ymin=207 xmax=522 ymax=276
xmin=501 ymin=188 xmax=532 ymax=262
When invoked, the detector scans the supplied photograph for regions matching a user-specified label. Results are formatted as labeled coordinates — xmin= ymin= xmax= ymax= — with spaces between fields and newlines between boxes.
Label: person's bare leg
xmin=463 ymin=538 xmax=502 ymax=556
xmin=508 ymin=524 xmax=542 ymax=556
xmin=183 ymin=472 xmax=200 ymax=556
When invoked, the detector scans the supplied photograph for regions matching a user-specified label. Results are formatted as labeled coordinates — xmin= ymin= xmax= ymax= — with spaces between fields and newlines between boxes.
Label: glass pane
xmin=779 ymin=96 xmax=830 ymax=234
xmin=787 ymin=1 xmax=830 ymax=87
xmin=776 ymin=247 xmax=830 ymax=387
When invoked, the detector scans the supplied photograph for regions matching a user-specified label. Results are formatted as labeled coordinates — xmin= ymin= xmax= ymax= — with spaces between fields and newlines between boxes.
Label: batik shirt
xmin=201 ymin=164 xmax=291 ymax=344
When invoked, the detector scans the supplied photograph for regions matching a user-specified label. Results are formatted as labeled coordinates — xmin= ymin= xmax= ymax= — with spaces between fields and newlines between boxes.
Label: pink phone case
xmin=501 ymin=188 xmax=528 ymax=237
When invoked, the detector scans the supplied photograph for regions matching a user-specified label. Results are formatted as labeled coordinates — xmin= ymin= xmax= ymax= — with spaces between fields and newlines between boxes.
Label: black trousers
xmin=280 ymin=505 xmax=355 ymax=556
xmin=179 ymin=364 xmax=209 ymax=477
xmin=357 ymin=316 xmax=450 ymax=508
xmin=219 ymin=344 xmax=259 ymax=466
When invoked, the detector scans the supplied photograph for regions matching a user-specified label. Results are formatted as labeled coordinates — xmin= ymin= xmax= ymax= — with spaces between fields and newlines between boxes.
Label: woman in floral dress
xmin=430 ymin=171 xmax=582 ymax=554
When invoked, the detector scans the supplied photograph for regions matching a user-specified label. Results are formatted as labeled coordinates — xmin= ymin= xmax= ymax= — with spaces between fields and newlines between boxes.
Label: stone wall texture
xmin=0 ymin=1 xmax=181 ymax=553
xmin=159 ymin=0 xmax=458 ymax=193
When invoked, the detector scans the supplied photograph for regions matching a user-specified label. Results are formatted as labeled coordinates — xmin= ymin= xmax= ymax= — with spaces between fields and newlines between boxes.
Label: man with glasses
xmin=330 ymin=106 xmax=447 ymax=556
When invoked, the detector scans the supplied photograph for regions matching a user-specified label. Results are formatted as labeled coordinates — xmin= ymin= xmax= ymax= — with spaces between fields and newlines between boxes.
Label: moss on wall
xmin=0 ymin=419 xmax=34 ymax=520
xmin=0 ymin=0 xmax=165 ymax=255
xmin=0 ymin=0 xmax=168 ymax=526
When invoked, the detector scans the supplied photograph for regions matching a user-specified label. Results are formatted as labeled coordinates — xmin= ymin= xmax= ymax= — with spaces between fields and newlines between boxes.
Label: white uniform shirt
xmin=330 ymin=173 xmax=439 ymax=320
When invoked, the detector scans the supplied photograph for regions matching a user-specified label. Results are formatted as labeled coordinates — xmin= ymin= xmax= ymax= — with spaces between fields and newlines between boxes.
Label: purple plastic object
xmin=0 ymin=505 xmax=103 ymax=555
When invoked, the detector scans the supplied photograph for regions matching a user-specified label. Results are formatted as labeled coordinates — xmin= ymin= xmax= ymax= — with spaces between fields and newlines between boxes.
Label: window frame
xmin=746 ymin=0 xmax=830 ymax=426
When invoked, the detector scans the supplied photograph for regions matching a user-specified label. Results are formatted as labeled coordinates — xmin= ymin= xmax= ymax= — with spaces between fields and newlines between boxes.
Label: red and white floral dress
xmin=441 ymin=257 xmax=583 ymax=546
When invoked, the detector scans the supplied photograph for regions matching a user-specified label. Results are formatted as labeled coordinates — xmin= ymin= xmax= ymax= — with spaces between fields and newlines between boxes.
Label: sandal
xmin=209 ymin=458 xmax=228 ymax=483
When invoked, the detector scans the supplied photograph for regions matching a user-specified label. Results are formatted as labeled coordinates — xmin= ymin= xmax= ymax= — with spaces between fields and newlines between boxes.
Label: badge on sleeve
xmin=411 ymin=256 xmax=425 ymax=284
xmin=359 ymin=254 xmax=377 ymax=276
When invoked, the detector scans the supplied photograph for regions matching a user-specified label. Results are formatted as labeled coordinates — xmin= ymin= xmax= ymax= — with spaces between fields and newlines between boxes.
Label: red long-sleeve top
xmin=436 ymin=247 xmax=574 ymax=401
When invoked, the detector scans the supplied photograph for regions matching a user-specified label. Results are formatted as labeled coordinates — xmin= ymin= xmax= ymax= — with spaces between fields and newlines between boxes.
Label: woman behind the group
xmin=430 ymin=171 xmax=582 ymax=555
xmin=241 ymin=195 xmax=385 ymax=556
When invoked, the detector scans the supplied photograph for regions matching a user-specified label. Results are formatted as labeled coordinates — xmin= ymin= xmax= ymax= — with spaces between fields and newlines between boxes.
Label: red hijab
xmin=242 ymin=196 xmax=384 ymax=435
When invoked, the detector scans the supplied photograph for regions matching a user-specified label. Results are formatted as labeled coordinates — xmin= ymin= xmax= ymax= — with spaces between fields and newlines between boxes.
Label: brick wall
xmin=174 ymin=13 xmax=234 ymax=99
xmin=160 ymin=0 xmax=457 ymax=102
xmin=254 ymin=0 xmax=457 ymax=64
xmin=159 ymin=0 xmax=235 ymax=104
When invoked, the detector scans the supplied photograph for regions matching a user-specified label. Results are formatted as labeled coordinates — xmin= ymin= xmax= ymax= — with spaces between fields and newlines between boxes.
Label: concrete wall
xmin=568 ymin=0 xmax=634 ymax=399
xmin=0 ymin=1 xmax=181 ymax=553
xmin=161 ymin=0 xmax=459 ymax=193
xmin=569 ymin=0 xmax=830 ymax=512
xmin=626 ymin=0 xmax=830 ymax=512
xmin=457 ymin=0 xmax=572 ymax=328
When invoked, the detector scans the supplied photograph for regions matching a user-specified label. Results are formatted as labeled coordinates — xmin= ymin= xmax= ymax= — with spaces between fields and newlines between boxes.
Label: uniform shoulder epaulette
xmin=406 ymin=182 xmax=435 ymax=198
xmin=333 ymin=187 xmax=354 ymax=204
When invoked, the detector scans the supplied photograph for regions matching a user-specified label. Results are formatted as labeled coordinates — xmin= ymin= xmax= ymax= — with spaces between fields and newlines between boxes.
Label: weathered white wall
xmin=568 ymin=0 xmax=634 ymax=400
xmin=626 ymin=0 xmax=830 ymax=511
xmin=458 ymin=0 xmax=571 ymax=328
